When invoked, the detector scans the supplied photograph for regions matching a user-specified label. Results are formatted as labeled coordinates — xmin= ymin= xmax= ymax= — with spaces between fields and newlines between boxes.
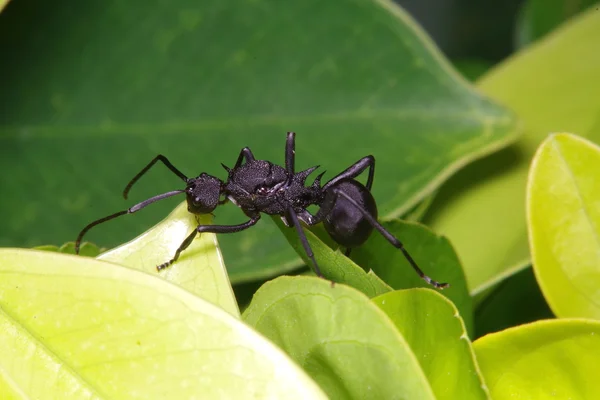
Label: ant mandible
xmin=75 ymin=132 xmax=448 ymax=289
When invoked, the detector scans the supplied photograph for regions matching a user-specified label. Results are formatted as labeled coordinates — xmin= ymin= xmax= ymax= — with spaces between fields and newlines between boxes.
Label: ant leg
xmin=286 ymin=207 xmax=323 ymax=277
xmin=333 ymin=190 xmax=449 ymax=289
xmin=123 ymin=155 xmax=188 ymax=199
xmin=323 ymin=155 xmax=375 ymax=192
xmin=76 ymin=190 xmax=185 ymax=254
xmin=157 ymin=215 xmax=261 ymax=271
xmin=233 ymin=147 xmax=256 ymax=169
xmin=285 ymin=132 xmax=296 ymax=175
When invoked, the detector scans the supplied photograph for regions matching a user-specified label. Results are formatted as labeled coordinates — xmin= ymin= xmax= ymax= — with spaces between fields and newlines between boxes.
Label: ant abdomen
xmin=321 ymin=179 xmax=378 ymax=248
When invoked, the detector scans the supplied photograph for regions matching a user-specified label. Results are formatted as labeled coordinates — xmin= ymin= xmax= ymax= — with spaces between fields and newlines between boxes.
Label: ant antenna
xmin=123 ymin=155 xmax=188 ymax=199
xmin=75 ymin=189 xmax=185 ymax=254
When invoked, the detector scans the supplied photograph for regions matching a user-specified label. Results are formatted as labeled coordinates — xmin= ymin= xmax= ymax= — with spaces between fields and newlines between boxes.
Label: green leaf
xmin=351 ymin=220 xmax=473 ymax=334
xmin=474 ymin=267 xmax=553 ymax=339
xmin=0 ymin=0 xmax=517 ymax=283
xmin=515 ymin=0 xmax=598 ymax=48
xmin=373 ymin=289 xmax=489 ymax=400
xmin=452 ymin=59 xmax=492 ymax=82
xmin=243 ymin=276 xmax=435 ymax=399
xmin=425 ymin=7 xmax=600 ymax=296
xmin=474 ymin=319 xmax=600 ymax=399
xmin=0 ymin=0 xmax=9 ymax=13
xmin=528 ymin=133 xmax=600 ymax=319
xmin=98 ymin=202 xmax=239 ymax=317
xmin=0 ymin=249 xmax=327 ymax=399
xmin=34 ymin=241 xmax=105 ymax=257
xmin=273 ymin=217 xmax=392 ymax=298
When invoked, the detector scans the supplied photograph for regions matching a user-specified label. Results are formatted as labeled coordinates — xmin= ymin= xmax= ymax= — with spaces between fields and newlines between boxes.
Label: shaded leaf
xmin=34 ymin=241 xmax=105 ymax=257
xmin=273 ymin=217 xmax=392 ymax=298
xmin=515 ymin=0 xmax=598 ymax=48
xmin=474 ymin=267 xmax=553 ymax=338
xmin=0 ymin=249 xmax=327 ymax=399
xmin=0 ymin=0 xmax=517 ymax=283
xmin=528 ymin=133 xmax=600 ymax=319
xmin=425 ymin=7 xmax=600 ymax=296
xmin=99 ymin=202 xmax=239 ymax=317
xmin=373 ymin=289 xmax=489 ymax=400
xmin=351 ymin=220 xmax=473 ymax=334
xmin=474 ymin=319 xmax=600 ymax=399
xmin=243 ymin=276 xmax=435 ymax=399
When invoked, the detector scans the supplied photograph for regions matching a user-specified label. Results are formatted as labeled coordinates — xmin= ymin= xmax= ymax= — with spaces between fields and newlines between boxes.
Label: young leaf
xmin=373 ymin=289 xmax=489 ymax=400
xmin=0 ymin=0 xmax=517 ymax=284
xmin=426 ymin=6 xmax=600 ymax=296
xmin=528 ymin=133 xmax=600 ymax=319
xmin=351 ymin=220 xmax=473 ymax=334
xmin=474 ymin=319 xmax=600 ymax=399
xmin=0 ymin=249 xmax=327 ymax=399
xmin=98 ymin=202 xmax=239 ymax=317
xmin=243 ymin=276 xmax=436 ymax=399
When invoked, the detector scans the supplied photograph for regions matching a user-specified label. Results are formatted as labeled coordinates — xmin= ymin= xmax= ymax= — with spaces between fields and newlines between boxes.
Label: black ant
xmin=75 ymin=132 xmax=448 ymax=289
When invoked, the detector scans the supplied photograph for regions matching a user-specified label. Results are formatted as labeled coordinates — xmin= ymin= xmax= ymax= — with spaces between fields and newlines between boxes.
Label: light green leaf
xmin=351 ymin=220 xmax=473 ymax=334
xmin=273 ymin=217 xmax=392 ymax=298
xmin=243 ymin=276 xmax=436 ymax=399
xmin=373 ymin=289 xmax=489 ymax=400
xmin=0 ymin=0 xmax=9 ymax=13
xmin=98 ymin=202 xmax=239 ymax=317
xmin=528 ymin=133 xmax=600 ymax=318
xmin=0 ymin=0 xmax=517 ymax=283
xmin=425 ymin=7 xmax=600 ymax=296
xmin=474 ymin=319 xmax=600 ymax=399
xmin=515 ymin=0 xmax=598 ymax=48
xmin=0 ymin=249 xmax=327 ymax=399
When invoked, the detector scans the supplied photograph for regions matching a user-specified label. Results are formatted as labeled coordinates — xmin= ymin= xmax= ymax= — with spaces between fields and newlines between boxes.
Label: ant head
xmin=185 ymin=173 xmax=223 ymax=214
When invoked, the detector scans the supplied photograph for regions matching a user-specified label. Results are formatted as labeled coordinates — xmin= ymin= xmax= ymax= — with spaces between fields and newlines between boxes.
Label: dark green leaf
xmin=474 ymin=267 xmax=553 ymax=339
xmin=273 ymin=217 xmax=392 ymax=298
xmin=0 ymin=0 xmax=517 ymax=283
xmin=515 ymin=0 xmax=598 ymax=48
xmin=351 ymin=220 xmax=473 ymax=335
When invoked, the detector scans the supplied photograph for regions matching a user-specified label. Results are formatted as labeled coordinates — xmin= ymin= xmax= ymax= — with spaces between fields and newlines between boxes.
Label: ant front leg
xmin=157 ymin=214 xmax=261 ymax=271
xmin=323 ymin=155 xmax=375 ymax=192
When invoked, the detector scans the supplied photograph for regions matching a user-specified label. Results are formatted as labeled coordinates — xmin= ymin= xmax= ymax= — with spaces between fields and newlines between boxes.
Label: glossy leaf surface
xmin=98 ymin=202 xmax=239 ymax=317
xmin=0 ymin=249 xmax=326 ymax=399
xmin=474 ymin=319 xmax=600 ymax=399
xmin=528 ymin=133 xmax=600 ymax=318
xmin=243 ymin=276 xmax=435 ymax=399
xmin=0 ymin=0 xmax=517 ymax=283
xmin=373 ymin=289 xmax=489 ymax=400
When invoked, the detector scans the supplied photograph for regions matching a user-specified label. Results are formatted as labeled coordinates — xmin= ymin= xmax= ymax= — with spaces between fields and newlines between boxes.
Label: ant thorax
xmin=223 ymin=159 xmax=322 ymax=215
xmin=224 ymin=160 xmax=290 ymax=214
